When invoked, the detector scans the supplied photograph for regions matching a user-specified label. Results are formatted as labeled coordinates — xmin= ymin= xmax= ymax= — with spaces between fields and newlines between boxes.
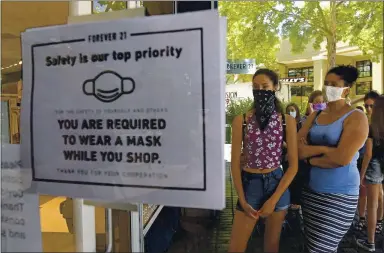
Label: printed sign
xmin=1 ymin=144 xmax=42 ymax=252
xmin=280 ymin=77 xmax=306 ymax=83
xmin=226 ymin=59 xmax=256 ymax=74
xmin=225 ymin=91 xmax=237 ymax=106
xmin=21 ymin=11 xmax=226 ymax=209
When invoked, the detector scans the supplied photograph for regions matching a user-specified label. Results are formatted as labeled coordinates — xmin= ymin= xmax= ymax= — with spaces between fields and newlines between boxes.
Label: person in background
xmin=356 ymin=105 xmax=365 ymax=112
xmin=298 ymin=65 xmax=368 ymax=253
xmin=355 ymin=90 xmax=382 ymax=234
xmin=286 ymin=103 xmax=303 ymax=131
xmin=229 ymin=69 xmax=298 ymax=253
xmin=302 ymin=90 xmax=326 ymax=122
xmin=356 ymin=96 xmax=384 ymax=252
xmin=365 ymin=91 xmax=380 ymax=122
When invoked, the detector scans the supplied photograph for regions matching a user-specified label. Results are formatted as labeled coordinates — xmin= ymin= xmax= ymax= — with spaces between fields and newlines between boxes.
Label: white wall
xmin=225 ymin=82 xmax=253 ymax=100
xmin=372 ymin=55 xmax=383 ymax=94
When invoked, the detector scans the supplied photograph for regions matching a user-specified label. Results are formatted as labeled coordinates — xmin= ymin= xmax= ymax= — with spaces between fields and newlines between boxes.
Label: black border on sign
xmin=30 ymin=28 xmax=206 ymax=191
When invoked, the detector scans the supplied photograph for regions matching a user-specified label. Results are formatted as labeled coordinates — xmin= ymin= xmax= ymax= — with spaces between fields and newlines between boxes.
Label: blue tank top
xmin=309 ymin=110 xmax=360 ymax=195
xmin=359 ymin=144 xmax=366 ymax=158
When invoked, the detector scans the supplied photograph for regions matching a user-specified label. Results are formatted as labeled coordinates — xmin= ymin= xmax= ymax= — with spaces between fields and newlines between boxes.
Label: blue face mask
xmin=289 ymin=111 xmax=297 ymax=118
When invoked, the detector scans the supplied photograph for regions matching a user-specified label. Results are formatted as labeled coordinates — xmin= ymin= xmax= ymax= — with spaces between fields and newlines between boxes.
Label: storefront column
xmin=73 ymin=199 xmax=96 ymax=252
xmin=69 ymin=0 xmax=92 ymax=16
xmin=372 ymin=54 xmax=383 ymax=94
xmin=68 ymin=2 xmax=96 ymax=252
xmin=312 ymin=56 xmax=328 ymax=91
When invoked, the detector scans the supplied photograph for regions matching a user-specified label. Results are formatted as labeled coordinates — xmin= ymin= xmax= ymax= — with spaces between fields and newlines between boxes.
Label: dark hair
xmin=371 ymin=96 xmax=384 ymax=143
xmin=326 ymin=65 xmax=359 ymax=87
xmin=286 ymin=103 xmax=300 ymax=121
xmin=253 ymin=69 xmax=283 ymax=114
xmin=356 ymin=106 xmax=364 ymax=112
xmin=253 ymin=69 xmax=281 ymax=91
xmin=364 ymin=90 xmax=380 ymax=102
xmin=308 ymin=90 xmax=323 ymax=103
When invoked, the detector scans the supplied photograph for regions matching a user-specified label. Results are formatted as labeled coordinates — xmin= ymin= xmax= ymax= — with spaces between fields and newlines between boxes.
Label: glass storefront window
xmin=356 ymin=81 xmax=372 ymax=95
xmin=287 ymin=67 xmax=314 ymax=82
xmin=290 ymin=85 xmax=314 ymax=112
xmin=92 ymin=1 xmax=127 ymax=13
xmin=356 ymin=60 xmax=372 ymax=77
xmin=1 ymin=101 xmax=10 ymax=143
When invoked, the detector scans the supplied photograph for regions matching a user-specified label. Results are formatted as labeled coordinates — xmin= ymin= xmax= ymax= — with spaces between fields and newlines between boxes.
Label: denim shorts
xmin=365 ymin=158 xmax=384 ymax=184
xmin=236 ymin=167 xmax=290 ymax=212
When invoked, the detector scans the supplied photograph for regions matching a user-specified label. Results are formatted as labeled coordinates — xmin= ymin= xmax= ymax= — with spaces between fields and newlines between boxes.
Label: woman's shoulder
xmin=232 ymin=111 xmax=253 ymax=126
xmin=345 ymin=108 xmax=367 ymax=121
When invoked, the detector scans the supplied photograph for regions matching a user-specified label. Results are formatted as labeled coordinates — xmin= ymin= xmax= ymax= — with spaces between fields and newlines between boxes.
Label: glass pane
xmin=93 ymin=1 xmax=127 ymax=13
xmin=364 ymin=66 xmax=371 ymax=72
xmin=288 ymin=69 xmax=296 ymax=77
xmin=302 ymin=86 xmax=314 ymax=97
xmin=291 ymin=86 xmax=301 ymax=96
xmin=1 ymin=101 xmax=10 ymax=143
xmin=356 ymin=81 xmax=372 ymax=95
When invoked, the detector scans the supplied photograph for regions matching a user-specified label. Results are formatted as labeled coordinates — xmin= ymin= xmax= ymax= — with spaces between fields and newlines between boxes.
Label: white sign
xmin=280 ymin=77 xmax=306 ymax=83
xmin=1 ymin=144 xmax=42 ymax=252
xmin=21 ymin=11 xmax=226 ymax=209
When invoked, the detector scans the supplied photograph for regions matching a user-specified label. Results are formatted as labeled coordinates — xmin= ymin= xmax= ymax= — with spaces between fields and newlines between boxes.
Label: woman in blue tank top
xmin=297 ymin=65 xmax=369 ymax=253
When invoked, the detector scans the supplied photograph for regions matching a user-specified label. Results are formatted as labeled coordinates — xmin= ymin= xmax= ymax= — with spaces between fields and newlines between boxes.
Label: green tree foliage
xmin=93 ymin=1 xmax=127 ymax=13
xmin=346 ymin=1 xmax=383 ymax=61
xmin=219 ymin=1 xmax=283 ymax=71
xmin=220 ymin=1 xmax=383 ymax=70
xmin=225 ymin=98 xmax=253 ymax=124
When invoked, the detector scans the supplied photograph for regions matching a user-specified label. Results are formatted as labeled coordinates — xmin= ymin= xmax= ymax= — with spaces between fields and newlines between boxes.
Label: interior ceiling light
xmin=1 ymin=60 xmax=22 ymax=70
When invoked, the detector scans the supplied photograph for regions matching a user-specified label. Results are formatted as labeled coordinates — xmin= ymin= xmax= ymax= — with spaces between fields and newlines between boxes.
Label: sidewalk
xmin=167 ymin=168 xmax=384 ymax=253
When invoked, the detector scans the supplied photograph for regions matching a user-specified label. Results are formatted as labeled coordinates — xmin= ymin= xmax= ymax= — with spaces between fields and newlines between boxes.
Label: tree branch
xmin=336 ymin=1 xmax=346 ymax=8
xmin=315 ymin=2 xmax=332 ymax=35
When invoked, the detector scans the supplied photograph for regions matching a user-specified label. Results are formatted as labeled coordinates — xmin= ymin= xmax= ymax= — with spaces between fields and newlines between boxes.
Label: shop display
xmin=1 ymin=101 xmax=10 ymax=143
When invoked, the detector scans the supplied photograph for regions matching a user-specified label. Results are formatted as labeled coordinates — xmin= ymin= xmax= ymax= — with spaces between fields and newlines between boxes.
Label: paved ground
xmin=167 ymin=171 xmax=384 ymax=253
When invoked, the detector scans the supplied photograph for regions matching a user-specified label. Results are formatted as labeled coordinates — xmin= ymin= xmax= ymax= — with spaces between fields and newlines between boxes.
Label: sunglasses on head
xmin=364 ymin=104 xmax=374 ymax=109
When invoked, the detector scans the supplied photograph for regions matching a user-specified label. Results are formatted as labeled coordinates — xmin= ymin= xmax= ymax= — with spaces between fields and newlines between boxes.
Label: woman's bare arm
xmin=231 ymin=114 xmax=246 ymax=205
xmin=360 ymin=138 xmax=372 ymax=179
xmin=311 ymin=111 xmax=368 ymax=168
xmin=297 ymin=112 xmax=331 ymax=160
xmin=269 ymin=114 xmax=298 ymax=203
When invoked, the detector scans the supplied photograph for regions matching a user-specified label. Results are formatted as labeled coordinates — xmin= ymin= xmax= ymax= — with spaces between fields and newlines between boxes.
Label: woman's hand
xmin=258 ymin=198 xmax=277 ymax=218
xmin=240 ymin=153 xmax=246 ymax=168
xmin=299 ymin=137 xmax=308 ymax=145
xmin=240 ymin=200 xmax=258 ymax=219
xmin=307 ymin=103 xmax=314 ymax=115
xmin=360 ymin=173 xmax=366 ymax=188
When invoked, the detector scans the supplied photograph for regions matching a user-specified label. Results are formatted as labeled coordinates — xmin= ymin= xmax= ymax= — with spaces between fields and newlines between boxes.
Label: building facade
xmin=276 ymin=39 xmax=383 ymax=107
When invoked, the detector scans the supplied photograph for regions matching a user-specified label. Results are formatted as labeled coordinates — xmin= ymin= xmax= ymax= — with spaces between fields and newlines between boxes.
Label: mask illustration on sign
xmin=313 ymin=103 xmax=327 ymax=111
xmin=82 ymin=70 xmax=135 ymax=103
xmin=325 ymin=86 xmax=347 ymax=102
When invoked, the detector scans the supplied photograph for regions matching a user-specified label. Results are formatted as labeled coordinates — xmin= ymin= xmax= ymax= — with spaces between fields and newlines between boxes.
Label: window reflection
xmin=92 ymin=1 xmax=128 ymax=14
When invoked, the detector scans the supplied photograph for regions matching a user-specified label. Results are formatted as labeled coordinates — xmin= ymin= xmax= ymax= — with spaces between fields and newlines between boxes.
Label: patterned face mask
xmin=253 ymin=89 xmax=276 ymax=130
